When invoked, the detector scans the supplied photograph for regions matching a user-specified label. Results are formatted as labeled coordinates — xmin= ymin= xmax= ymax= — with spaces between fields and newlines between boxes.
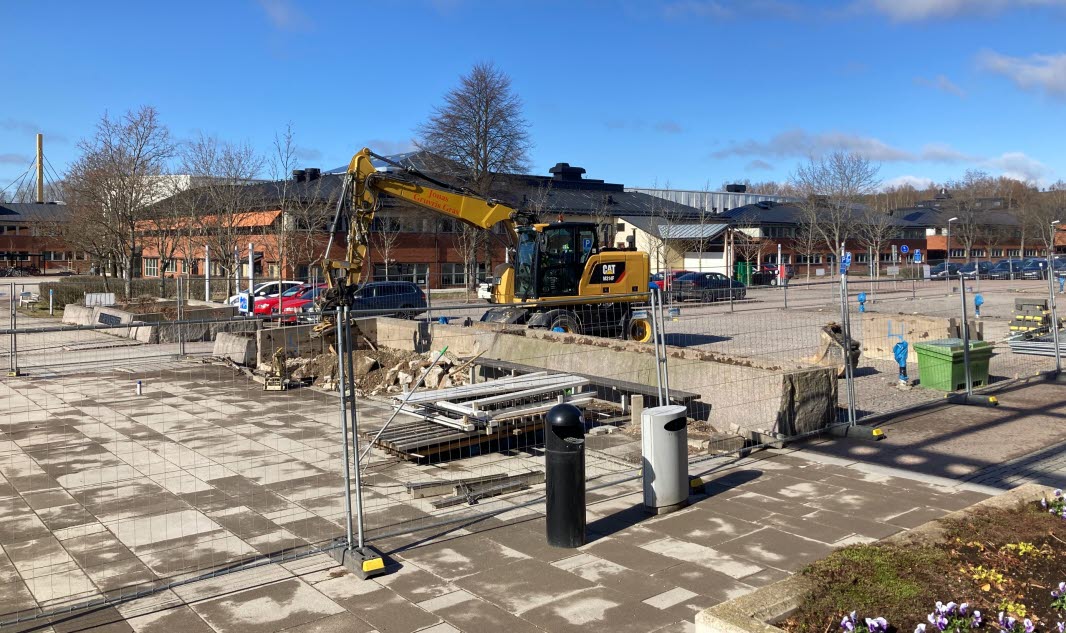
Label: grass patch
xmin=784 ymin=496 xmax=1066 ymax=633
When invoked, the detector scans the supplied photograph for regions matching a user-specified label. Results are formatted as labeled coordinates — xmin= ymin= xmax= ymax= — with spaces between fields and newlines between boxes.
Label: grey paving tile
xmin=520 ymin=585 xmax=669 ymax=633
xmin=398 ymin=534 xmax=529 ymax=581
xmin=372 ymin=564 xmax=456 ymax=603
xmin=275 ymin=612 xmax=375 ymax=633
xmin=583 ymin=536 xmax=684 ymax=574
xmin=330 ymin=585 xmax=439 ymax=633
xmin=126 ymin=605 xmax=214 ymax=633
xmin=648 ymin=507 xmax=762 ymax=546
xmin=426 ymin=590 xmax=545 ymax=633
xmin=651 ymin=562 xmax=756 ymax=602
xmin=454 ymin=558 xmax=595 ymax=615
xmin=556 ymin=553 xmax=676 ymax=600
xmin=800 ymin=509 xmax=903 ymax=540
xmin=714 ymin=527 xmax=836 ymax=572
xmin=189 ymin=578 xmax=344 ymax=633
xmin=884 ymin=506 xmax=952 ymax=529
xmin=762 ymin=512 xmax=855 ymax=544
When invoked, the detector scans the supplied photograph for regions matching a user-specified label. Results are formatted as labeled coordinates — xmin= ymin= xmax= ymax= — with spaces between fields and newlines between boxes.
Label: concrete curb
xmin=694 ymin=482 xmax=1055 ymax=633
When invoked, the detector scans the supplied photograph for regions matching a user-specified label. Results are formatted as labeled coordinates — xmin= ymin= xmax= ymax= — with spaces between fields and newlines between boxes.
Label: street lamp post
xmin=946 ymin=216 xmax=958 ymax=268
xmin=1049 ymin=220 xmax=1061 ymax=372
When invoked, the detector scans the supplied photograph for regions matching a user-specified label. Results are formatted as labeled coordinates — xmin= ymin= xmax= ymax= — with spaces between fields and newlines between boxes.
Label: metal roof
xmin=617 ymin=215 xmax=728 ymax=239
xmin=0 ymin=202 xmax=71 ymax=223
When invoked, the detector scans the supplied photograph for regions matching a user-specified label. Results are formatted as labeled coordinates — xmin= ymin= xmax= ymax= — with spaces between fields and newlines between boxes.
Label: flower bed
xmin=784 ymin=489 xmax=1066 ymax=633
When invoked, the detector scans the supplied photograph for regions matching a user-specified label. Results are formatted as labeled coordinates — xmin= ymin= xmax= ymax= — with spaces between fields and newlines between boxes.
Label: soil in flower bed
xmin=784 ymin=500 xmax=1066 ymax=633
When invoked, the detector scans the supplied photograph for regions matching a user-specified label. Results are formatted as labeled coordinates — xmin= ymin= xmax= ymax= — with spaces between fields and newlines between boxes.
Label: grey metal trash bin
xmin=641 ymin=404 xmax=689 ymax=514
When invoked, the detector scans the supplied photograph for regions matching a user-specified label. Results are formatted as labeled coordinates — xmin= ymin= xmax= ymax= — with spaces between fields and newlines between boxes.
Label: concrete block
xmin=214 ymin=332 xmax=257 ymax=366
xmin=60 ymin=304 xmax=94 ymax=326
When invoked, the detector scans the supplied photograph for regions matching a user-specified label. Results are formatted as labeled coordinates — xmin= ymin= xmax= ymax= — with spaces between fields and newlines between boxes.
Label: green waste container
xmin=734 ymin=262 xmax=752 ymax=285
xmin=914 ymin=338 xmax=993 ymax=392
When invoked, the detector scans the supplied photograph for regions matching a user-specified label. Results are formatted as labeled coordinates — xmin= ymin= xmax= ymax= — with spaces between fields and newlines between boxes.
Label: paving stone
xmin=583 ymin=536 xmax=684 ymax=574
xmin=651 ymin=562 xmax=757 ymax=601
xmin=454 ymin=558 xmax=595 ymax=615
xmin=21 ymin=489 xmax=77 ymax=511
xmin=697 ymin=497 xmax=774 ymax=523
xmin=273 ymin=612 xmax=375 ymax=633
xmin=480 ymin=521 xmax=579 ymax=563
xmin=51 ymin=606 xmax=134 ymax=633
xmin=643 ymin=587 xmax=699 ymax=609
xmin=800 ymin=509 xmax=903 ymax=540
xmin=397 ymin=534 xmax=529 ymax=581
xmin=804 ymin=488 xmax=930 ymax=523
xmin=640 ymin=537 xmax=763 ymax=578
xmin=125 ymin=605 xmax=214 ymax=633
xmin=885 ymin=506 xmax=953 ymax=529
xmin=762 ymin=512 xmax=856 ymax=544
xmin=189 ymin=578 xmax=344 ymax=633
xmin=649 ymin=507 xmax=762 ymax=546
xmin=332 ymin=585 xmax=440 ymax=633
xmin=37 ymin=504 xmax=98 ymax=531
xmin=520 ymin=585 xmax=667 ymax=633
xmin=558 ymin=552 xmax=676 ymax=599
xmin=713 ymin=527 xmax=836 ymax=572
xmin=373 ymin=564 xmax=456 ymax=603
xmin=427 ymin=590 xmax=544 ymax=633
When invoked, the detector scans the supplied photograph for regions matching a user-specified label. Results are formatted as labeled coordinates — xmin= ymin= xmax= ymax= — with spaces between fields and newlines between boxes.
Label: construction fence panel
xmin=0 ymin=312 xmax=350 ymax=627
xmin=844 ymin=275 xmax=1059 ymax=421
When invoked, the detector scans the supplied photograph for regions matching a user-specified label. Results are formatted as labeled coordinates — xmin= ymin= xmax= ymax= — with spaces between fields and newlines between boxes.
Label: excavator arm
xmin=316 ymin=148 xmax=518 ymax=328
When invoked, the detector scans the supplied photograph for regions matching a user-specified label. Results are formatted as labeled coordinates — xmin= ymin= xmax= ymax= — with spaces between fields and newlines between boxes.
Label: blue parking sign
xmin=843 ymin=252 xmax=853 ymax=267
xmin=238 ymin=293 xmax=249 ymax=313
xmin=900 ymin=245 xmax=910 ymax=254
xmin=913 ymin=249 xmax=922 ymax=264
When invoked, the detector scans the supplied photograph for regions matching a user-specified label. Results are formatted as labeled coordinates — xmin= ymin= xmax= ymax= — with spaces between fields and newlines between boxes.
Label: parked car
xmin=959 ymin=261 xmax=992 ymax=279
xmin=650 ymin=270 xmax=691 ymax=291
xmin=352 ymin=281 xmax=428 ymax=318
xmin=929 ymin=262 xmax=962 ymax=279
xmin=227 ymin=280 xmax=304 ymax=306
xmin=671 ymin=272 xmax=747 ymax=302
xmin=252 ymin=283 xmax=313 ymax=317
xmin=751 ymin=264 xmax=794 ymax=286
xmin=989 ymin=259 xmax=1025 ymax=279
xmin=1021 ymin=258 xmax=1050 ymax=280
xmin=274 ymin=284 xmax=328 ymax=324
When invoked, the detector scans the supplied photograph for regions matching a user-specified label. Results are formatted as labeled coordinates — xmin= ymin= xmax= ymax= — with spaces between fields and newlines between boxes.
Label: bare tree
xmin=416 ymin=62 xmax=532 ymax=195
xmin=371 ymin=213 xmax=402 ymax=279
xmin=1031 ymin=182 xmax=1066 ymax=254
xmin=143 ymin=184 xmax=190 ymax=296
xmin=181 ymin=133 xmax=264 ymax=297
xmin=793 ymin=218 xmax=821 ymax=283
xmin=791 ymin=151 xmax=882 ymax=255
xmin=65 ymin=106 xmax=175 ymax=298
xmin=453 ymin=222 xmax=486 ymax=297
xmin=944 ymin=170 xmax=996 ymax=263
xmin=855 ymin=204 xmax=899 ymax=277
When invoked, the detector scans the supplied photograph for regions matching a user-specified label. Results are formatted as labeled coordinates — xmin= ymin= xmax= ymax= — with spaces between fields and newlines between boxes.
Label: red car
xmin=253 ymin=284 xmax=315 ymax=318
xmin=650 ymin=270 xmax=691 ymax=290
xmin=275 ymin=285 xmax=328 ymax=324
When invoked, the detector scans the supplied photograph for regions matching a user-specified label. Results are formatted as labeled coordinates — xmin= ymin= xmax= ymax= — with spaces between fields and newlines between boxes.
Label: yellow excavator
xmin=315 ymin=148 xmax=652 ymax=341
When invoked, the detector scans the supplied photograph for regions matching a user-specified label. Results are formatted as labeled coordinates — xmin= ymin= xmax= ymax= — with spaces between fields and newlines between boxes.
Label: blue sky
xmin=2 ymin=0 xmax=1064 ymax=195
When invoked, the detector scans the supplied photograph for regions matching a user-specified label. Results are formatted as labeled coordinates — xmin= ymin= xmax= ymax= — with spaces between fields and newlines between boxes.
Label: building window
xmin=440 ymin=263 xmax=489 ymax=287
xmin=1008 ymin=249 xmax=1021 ymax=257
xmin=765 ymin=226 xmax=795 ymax=238
xmin=879 ymin=252 xmax=895 ymax=262
xmin=992 ymin=249 xmax=1003 ymax=258
xmin=164 ymin=259 xmax=179 ymax=274
xmin=856 ymin=253 xmax=869 ymax=263
xmin=797 ymin=254 xmax=822 ymax=264
xmin=765 ymin=253 xmax=792 ymax=264
xmin=1025 ymin=249 xmax=1040 ymax=257
xmin=373 ymin=263 xmax=429 ymax=284
xmin=950 ymin=249 xmax=966 ymax=258
xmin=971 ymin=249 xmax=986 ymax=258
xmin=144 ymin=258 xmax=159 ymax=277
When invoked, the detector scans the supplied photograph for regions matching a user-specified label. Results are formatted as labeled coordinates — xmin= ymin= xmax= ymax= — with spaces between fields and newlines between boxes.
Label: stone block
xmin=213 ymin=333 xmax=257 ymax=366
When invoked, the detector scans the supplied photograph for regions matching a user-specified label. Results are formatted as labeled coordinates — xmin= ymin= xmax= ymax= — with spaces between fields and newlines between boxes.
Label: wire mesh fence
xmin=2 ymin=264 xmax=1064 ymax=626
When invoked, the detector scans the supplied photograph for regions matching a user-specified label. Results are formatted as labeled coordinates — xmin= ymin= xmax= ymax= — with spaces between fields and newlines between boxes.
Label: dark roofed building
xmin=0 ymin=202 xmax=77 ymax=273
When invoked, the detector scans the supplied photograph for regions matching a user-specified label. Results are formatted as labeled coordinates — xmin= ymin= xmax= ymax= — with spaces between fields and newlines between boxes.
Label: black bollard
xmin=545 ymin=403 xmax=586 ymax=548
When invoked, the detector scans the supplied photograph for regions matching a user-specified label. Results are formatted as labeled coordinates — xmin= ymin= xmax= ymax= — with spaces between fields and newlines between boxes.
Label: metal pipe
xmin=334 ymin=310 xmax=355 ymax=550
xmin=205 ymin=245 xmax=210 ymax=302
xmin=343 ymin=308 xmax=366 ymax=550
xmin=247 ymin=242 xmax=254 ymax=296
xmin=655 ymin=288 xmax=671 ymax=402
xmin=959 ymin=271 xmax=973 ymax=395
xmin=648 ymin=289 xmax=666 ymax=406
xmin=177 ymin=276 xmax=185 ymax=357
xmin=1048 ymin=224 xmax=1062 ymax=372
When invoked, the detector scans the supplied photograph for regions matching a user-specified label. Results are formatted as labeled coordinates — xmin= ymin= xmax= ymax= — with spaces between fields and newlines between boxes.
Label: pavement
xmin=0 ymin=350 xmax=1026 ymax=633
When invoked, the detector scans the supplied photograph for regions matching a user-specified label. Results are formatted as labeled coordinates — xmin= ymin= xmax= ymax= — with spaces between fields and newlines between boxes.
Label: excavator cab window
xmin=537 ymin=225 xmax=595 ymax=299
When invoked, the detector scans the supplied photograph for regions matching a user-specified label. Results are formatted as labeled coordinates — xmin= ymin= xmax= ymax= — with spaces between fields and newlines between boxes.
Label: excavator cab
xmin=513 ymin=223 xmax=599 ymax=300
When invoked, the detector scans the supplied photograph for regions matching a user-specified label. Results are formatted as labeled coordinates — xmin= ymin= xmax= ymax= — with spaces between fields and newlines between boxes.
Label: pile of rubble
xmin=275 ymin=348 xmax=473 ymax=398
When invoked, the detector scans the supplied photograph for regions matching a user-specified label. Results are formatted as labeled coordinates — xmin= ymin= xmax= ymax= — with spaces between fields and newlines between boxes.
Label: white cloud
xmin=978 ymin=50 xmax=1066 ymax=98
xmin=0 ymin=153 xmax=32 ymax=165
xmin=256 ymin=0 xmax=312 ymax=31
xmin=982 ymin=151 xmax=1050 ymax=182
xmin=913 ymin=74 xmax=966 ymax=97
xmin=362 ymin=139 xmax=416 ymax=156
xmin=654 ymin=121 xmax=684 ymax=134
xmin=865 ymin=0 xmax=1066 ymax=21
xmin=711 ymin=129 xmax=965 ymax=162
xmin=883 ymin=175 xmax=935 ymax=190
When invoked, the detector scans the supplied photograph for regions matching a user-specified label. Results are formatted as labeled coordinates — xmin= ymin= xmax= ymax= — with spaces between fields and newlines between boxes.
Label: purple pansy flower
xmin=1023 ymin=619 xmax=1035 ymax=633
xmin=1054 ymin=581 xmax=1066 ymax=598
xmin=916 ymin=624 xmax=928 ymax=633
